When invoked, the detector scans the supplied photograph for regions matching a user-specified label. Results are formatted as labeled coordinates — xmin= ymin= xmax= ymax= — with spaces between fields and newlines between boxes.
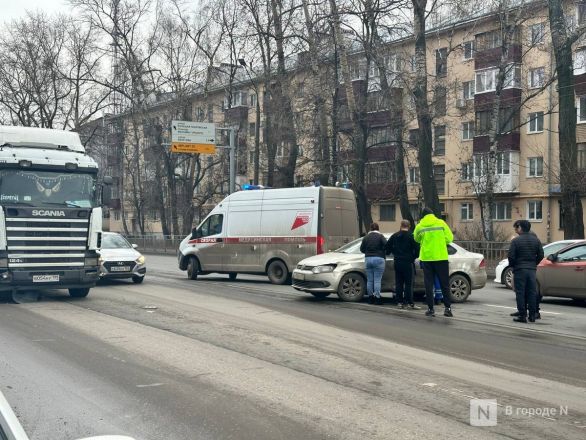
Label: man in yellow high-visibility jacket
xmin=414 ymin=207 xmax=454 ymax=317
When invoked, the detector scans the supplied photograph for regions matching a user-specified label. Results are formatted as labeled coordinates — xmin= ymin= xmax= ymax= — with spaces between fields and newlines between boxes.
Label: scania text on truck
xmin=0 ymin=126 xmax=109 ymax=298
xmin=178 ymin=186 xmax=359 ymax=284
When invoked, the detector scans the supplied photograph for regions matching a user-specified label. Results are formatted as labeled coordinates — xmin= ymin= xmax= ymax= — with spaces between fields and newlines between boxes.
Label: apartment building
xmin=84 ymin=1 xmax=586 ymax=241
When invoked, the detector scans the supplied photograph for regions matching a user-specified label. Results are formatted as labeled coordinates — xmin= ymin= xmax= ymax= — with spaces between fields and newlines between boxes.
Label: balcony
xmin=474 ymin=88 xmax=521 ymax=111
xmin=472 ymin=151 xmax=520 ymax=194
xmin=366 ymin=182 xmax=400 ymax=200
xmin=474 ymin=44 xmax=521 ymax=70
xmin=338 ymin=145 xmax=396 ymax=162
xmin=473 ymin=132 xmax=520 ymax=153
xmin=223 ymin=106 xmax=249 ymax=122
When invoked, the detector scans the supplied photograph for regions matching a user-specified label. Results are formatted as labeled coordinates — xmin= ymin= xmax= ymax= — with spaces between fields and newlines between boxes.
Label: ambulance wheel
xmin=187 ymin=257 xmax=200 ymax=280
xmin=69 ymin=288 xmax=90 ymax=298
xmin=267 ymin=260 xmax=289 ymax=285
xmin=228 ymin=273 xmax=237 ymax=281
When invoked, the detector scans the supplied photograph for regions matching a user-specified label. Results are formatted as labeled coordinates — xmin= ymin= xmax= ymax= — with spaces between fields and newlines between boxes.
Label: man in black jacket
xmin=386 ymin=220 xmax=420 ymax=309
xmin=508 ymin=220 xmax=544 ymax=323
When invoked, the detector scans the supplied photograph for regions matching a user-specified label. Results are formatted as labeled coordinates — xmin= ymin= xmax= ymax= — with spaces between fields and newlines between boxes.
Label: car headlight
xmin=312 ymin=264 xmax=336 ymax=274
xmin=136 ymin=255 xmax=145 ymax=265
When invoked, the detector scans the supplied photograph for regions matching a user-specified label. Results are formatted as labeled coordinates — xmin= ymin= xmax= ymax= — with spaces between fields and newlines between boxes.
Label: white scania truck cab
xmin=0 ymin=126 xmax=107 ymax=298
xmin=178 ymin=186 xmax=359 ymax=284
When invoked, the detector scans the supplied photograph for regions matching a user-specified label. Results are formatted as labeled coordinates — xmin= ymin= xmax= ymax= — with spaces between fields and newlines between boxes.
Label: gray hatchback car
xmin=292 ymin=234 xmax=486 ymax=302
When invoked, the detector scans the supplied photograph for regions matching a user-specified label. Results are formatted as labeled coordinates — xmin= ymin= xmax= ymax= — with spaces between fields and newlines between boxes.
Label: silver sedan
xmin=292 ymin=234 xmax=486 ymax=302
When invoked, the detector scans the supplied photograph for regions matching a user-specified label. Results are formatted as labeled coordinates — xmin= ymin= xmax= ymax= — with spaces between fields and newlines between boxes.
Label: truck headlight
xmin=312 ymin=264 xmax=336 ymax=274
xmin=136 ymin=255 xmax=145 ymax=265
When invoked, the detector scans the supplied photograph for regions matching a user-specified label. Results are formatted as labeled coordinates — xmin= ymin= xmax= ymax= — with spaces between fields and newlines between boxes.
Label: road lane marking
xmin=136 ymin=383 xmax=164 ymax=388
xmin=483 ymin=304 xmax=562 ymax=315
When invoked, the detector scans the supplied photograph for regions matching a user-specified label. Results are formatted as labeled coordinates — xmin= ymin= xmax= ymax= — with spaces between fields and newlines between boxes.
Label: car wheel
xmin=502 ymin=267 xmax=513 ymax=289
xmin=228 ymin=273 xmax=237 ymax=281
xmin=337 ymin=272 xmax=366 ymax=302
xmin=187 ymin=257 xmax=199 ymax=280
xmin=310 ymin=292 xmax=330 ymax=299
xmin=132 ymin=275 xmax=144 ymax=284
xmin=449 ymin=274 xmax=470 ymax=303
xmin=69 ymin=288 xmax=90 ymax=298
xmin=267 ymin=260 xmax=289 ymax=285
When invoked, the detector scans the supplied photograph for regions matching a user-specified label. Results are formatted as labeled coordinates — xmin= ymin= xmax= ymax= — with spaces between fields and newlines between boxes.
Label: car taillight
xmin=317 ymin=235 xmax=325 ymax=254
xmin=479 ymin=259 xmax=486 ymax=268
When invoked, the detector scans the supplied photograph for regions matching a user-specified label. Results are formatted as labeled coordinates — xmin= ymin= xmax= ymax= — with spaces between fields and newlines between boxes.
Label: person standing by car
xmin=508 ymin=220 xmax=544 ymax=323
xmin=360 ymin=222 xmax=387 ymax=305
xmin=386 ymin=220 xmax=420 ymax=309
xmin=414 ymin=207 xmax=454 ymax=317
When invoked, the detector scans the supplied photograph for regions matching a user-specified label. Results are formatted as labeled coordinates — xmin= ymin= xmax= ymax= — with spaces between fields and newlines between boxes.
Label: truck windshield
xmin=0 ymin=169 xmax=97 ymax=208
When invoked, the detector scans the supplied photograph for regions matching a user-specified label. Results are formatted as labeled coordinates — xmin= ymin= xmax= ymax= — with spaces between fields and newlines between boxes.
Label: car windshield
xmin=0 ymin=169 xmax=97 ymax=208
xmin=544 ymin=241 xmax=575 ymax=256
xmin=102 ymin=234 xmax=132 ymax=249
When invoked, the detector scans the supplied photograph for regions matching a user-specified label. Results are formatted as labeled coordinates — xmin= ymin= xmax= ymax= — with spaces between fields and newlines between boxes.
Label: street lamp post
xmin=238 ymin=58 xmax=261 ymax=185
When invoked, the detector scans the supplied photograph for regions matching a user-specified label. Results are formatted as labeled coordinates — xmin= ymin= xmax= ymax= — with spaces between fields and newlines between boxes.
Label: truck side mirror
xmin=101 ymin=185 xmax=112 ymax=207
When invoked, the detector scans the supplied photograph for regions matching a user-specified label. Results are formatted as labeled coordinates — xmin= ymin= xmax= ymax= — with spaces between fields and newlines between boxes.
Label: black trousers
xmin=422 ymin=260 xmax=451 ymax=309
xmin=394 ymin=260 xmax=414 ymax=305
xmin=513 ymin=268 xmax=537 ymax=318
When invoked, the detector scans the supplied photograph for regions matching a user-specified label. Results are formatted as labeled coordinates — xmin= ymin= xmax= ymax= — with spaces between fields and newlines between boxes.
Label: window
xmin=463 ymin=41 xmax=474 ymax=60
xmin=476 ymin=69 xmax=496 ymax=93
xmin=558 ymin=244 xmax=586 ymax=262
xmin=410 ymin=54 xmax=417 ymax=72
xmin=367 ymin=126 xmax=395 ymax=147
xmin=436 ymin=48 xmax=448 ymax=77
xmin=476 ymin=30 xmax=502 ymax=51
xmin=207 ymin=104 xmax=214 ymax=122
xmin=497 ymin=151 xmax=511 ymax=175
xmin=114 ymin=210 xmax=121 ymax=221
xmin=434 ymin=165 xmax=445 ymax=194
xmin=504 ymin=64 xmax=522 ymax=88
xmin=499 ymin=107 xmax=518 ymax=133
xmin=367 ymin=161 xmax=396 ymax=183
xmin=578 ymin=143 xmax=586 ymax=170
xmin=530 ymin=22 xmax=545 ymax=45
xmin=408 ymin=167 xmax=419 ymax=184
xmin=380 ymin=204 xmax=396 ymax=221
xmin=528 ymin=112 xmax=544 ymax=133
xmin=196 ymin=214 xmax=224 ymax=237
xmin=383 ymin=53 xmax=400 ymax=72
xmin=574 ymin=49 xmax=586 ymax=75
xmin=249 ymin=122 xmax=256 ymax=136
xmin=462 ymin=122 xmax=474 ymax=140
xmin=577 ymin=96 xmax=586 ymax=123
xmin=461 ymin=203 xmax=474 ymax=221
xmin=250 ymin=93 xmax=258 ymax=108
xmin=463 ymin=80 xmax=475 ymax=100
xmin=579 ymin=3 xmax=586 ymax=25
xmin=434 ymin=125 xmax=446 ymax=155
xmin=461 ymin=162 xmax=473 ymax=180
xmin=476 ymin=110 xmax=491 ymax=135
xmin=223 ymin=91 xmax=248 ymax=108
xmin=527 ymin=200 xmax=543 ymax=221
xmin=491 ymin=202 xmax=512 ymax=220
xmin=434 ymin=86 xmax=447 ymax=116
xmin=367 ymin=90 xmax=391 ymax=112
xmin=409 ymin=203 xmax=419 ymax=221
xmin=474 ymin=154 xmax=488 ymax=177
xmin=408 ymin=129 xmax=419 ymax=147
xmin=529 ymin=67 xmax=545 ymax=88
xmin=528 ymin=157 xmax=543 ymax=177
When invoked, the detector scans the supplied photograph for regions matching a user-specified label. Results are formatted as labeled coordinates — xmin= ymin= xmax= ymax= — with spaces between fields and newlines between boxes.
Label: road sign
xmin=170 ymin=143 xmax=216 ymax=154
xmin=171 ymin=120 xmax=216 ymax=154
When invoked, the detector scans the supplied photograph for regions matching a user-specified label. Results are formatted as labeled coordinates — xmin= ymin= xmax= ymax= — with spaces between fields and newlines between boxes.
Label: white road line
xmin=483 ymin=304 xmax=562 ymax=315
xmin=136 ymin=383 xmax=164 ymax=388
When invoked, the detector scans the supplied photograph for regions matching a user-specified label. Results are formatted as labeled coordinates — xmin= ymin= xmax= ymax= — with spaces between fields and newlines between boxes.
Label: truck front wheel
xmin=69 ymin=288 xmax=90 ymax=298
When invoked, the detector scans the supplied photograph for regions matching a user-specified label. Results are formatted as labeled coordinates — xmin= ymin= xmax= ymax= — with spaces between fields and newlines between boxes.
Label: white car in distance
xmin=98 ymin=232 xmax=146 ymax=283
xmin=494 ymin=239 xmax=581 ymax=289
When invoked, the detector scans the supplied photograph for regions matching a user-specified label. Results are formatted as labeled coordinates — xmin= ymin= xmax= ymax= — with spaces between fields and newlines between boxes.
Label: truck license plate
xmin=110 ymin=266 xmax=130 ymax=272
xmin=33 ymin=275 xmax=59 ymax=282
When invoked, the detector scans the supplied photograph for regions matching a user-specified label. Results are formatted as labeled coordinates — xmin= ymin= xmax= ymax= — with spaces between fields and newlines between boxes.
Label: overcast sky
xmin=1 ymin=0 xmax=70 ymax=23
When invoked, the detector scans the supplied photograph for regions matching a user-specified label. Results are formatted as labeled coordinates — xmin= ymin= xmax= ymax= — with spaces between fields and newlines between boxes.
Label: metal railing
xmin=124 ymin=235 xmax=186 ymax=255
xmin=455 ymin=240 xmax=510 ymax=274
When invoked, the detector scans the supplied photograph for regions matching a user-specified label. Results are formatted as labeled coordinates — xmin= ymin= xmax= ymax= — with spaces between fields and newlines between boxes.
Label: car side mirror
xmin=547 ymin=253 xmax=557 ymax=262
xmin=132 ymin=244 xmax=138 ymax=249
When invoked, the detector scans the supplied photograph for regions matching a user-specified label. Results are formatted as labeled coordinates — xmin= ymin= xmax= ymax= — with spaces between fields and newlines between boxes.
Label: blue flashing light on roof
xmin=242 ymin=184 xmax=268 ymax=190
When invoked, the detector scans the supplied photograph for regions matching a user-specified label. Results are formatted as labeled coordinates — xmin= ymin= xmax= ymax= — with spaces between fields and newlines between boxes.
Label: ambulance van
xmin=178 ymin=186 xmax=359 ymax=284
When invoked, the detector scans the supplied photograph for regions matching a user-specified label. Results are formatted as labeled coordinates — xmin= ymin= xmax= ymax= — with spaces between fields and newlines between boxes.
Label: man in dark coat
xmin=508 ymin=220 xmax=544 ymax=323
xmin=386 ymin=220 xmax=420 ymax=309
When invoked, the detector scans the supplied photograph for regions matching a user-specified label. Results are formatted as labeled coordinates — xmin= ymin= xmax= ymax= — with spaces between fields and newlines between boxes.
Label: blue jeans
xmin=365 ymin=256 xmax=385 ymax=298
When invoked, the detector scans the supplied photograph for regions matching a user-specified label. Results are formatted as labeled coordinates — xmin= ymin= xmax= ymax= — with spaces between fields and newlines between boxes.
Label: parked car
xmin=537 ymin=240 xmax=586 ymax=301
xmin=292 ymin=234 xmax=486 ymax=302
xmin=494 ymin=240 xmax=581 ymax=289
xmin=98 ymin=232 xmax=146 ymax=283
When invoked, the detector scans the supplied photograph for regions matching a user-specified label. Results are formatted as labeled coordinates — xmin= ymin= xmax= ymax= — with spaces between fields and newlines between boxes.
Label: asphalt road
xmin=1 ymin=254 xmax=585 ymax=440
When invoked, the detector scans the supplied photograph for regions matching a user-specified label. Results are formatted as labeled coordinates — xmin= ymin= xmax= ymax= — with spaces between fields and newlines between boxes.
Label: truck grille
xmin=5 ymin=216 xmax=89 ymax=269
